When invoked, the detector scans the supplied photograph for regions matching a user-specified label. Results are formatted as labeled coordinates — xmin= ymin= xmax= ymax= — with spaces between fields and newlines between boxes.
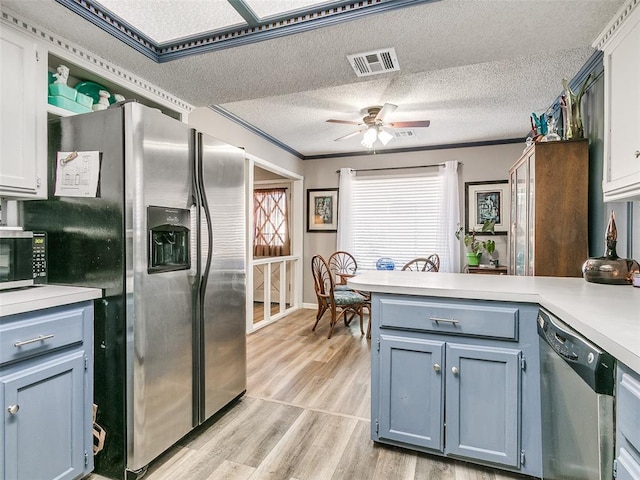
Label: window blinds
xmin=350 ymin=173 xmax=445 ymax=271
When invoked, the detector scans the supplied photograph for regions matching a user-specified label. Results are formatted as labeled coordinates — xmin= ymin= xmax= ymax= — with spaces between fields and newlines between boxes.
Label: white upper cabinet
xmin=596 ymin=1 xmax=640 ymax=202
xmin=0 ymin=10 xmax=192 ymax=201
xmin=0 ymin=26 xmax=47 ymax=199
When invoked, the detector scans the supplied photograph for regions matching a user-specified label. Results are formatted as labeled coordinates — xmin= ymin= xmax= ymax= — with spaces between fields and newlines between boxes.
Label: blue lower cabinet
xmin=444 ymin=343 xmax=521 ymax=467
xmin=371 ymin=294 xmax=542 ymax=477
xmin=378 ymin=335 xmax=444 ymax=451
xmin=2 ymin=352 xmax=86 ymax=480
xmin=0 ymin=302 xmax=94 ymax=480
xmin=616 ymin=364 xmax=640 ymax=480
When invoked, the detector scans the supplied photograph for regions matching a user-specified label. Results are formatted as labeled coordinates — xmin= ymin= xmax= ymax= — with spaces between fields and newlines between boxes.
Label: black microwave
xmin=0 ymin=229 xmax=47 ymax=290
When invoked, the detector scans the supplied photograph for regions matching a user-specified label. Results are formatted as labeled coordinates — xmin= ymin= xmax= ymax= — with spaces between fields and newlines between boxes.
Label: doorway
xmin=246 ymin=158 xmax=303 ymax=332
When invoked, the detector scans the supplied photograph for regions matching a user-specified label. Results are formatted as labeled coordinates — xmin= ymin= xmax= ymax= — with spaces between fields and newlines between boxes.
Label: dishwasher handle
xmin=537 ymin=309 xmax=615 ymax=395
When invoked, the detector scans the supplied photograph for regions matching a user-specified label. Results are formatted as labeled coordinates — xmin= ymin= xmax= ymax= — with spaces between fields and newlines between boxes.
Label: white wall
xmin=301 ymin=143 xmax=526 ymax=304
xmin=186 ymin=106 xmax=527 ymax=305
xmin=188 ymin=107 xmax=304 ymax=176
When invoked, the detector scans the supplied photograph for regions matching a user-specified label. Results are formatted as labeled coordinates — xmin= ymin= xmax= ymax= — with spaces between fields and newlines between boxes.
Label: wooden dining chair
xmin=329 ymin=251 xmax=373 ymax=333
xmin=328 ymin=251 xmax=357 ymax=290
xmin=427 ymin=253 xmax=440 ymax=271
xmin=311 ymin=254 xmax=367 ymax=338
xmin=402 ymin=255 xmax=440 ymax=272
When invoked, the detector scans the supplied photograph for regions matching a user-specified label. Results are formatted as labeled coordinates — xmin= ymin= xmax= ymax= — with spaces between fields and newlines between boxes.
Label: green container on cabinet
xmin=48 ymin=95 xmax=92 ymax=113
xmin=75 ymin=92 xmax=94 ymax=108
xmin=48 ymin=83 xmax=76 ymax=100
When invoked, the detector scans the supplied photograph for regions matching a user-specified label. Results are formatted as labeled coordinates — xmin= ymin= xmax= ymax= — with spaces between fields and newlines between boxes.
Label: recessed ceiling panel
xmin=246 ymin=0 xmax=335 ymax=19
xmin=97 ymin=0 xmax=247 ymax=43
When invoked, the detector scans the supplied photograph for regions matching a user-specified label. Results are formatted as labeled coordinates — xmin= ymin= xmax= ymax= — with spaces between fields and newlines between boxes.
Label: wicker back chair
xmin=402 ymin=255 xmax=440 ymax=272
xmin=311 ymin=254 xmax=367 ymax=338
xmin=328 ymin=251 xmax=358 ymax=289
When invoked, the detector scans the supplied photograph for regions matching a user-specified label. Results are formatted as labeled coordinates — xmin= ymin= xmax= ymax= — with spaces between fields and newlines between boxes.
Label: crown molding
xmin=210 ymin=106 xmax=305 ymax=159
xmin=55 ymin=0 xmax=434 ymax=62
xmin=592 ymin=0 xmax=639 ymax=50
xmin=302 ymin=138 xmax=526 ymax=160
xmin=1 ymin=8 xmax=193 ymax=114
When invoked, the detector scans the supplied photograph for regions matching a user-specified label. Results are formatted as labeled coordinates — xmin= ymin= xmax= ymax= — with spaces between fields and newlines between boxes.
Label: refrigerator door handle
xmin=196 ymin=132 xmax=214 ymax=299
xmin=189 ymin=130 xmax=201 ymax=287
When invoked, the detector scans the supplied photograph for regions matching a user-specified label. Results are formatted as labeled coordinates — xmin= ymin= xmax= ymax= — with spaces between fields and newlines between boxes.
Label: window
xmin=253 ymin=188 xmax=290 ymax=257
xmin=350 ymin=173 xmax=446 ymax=270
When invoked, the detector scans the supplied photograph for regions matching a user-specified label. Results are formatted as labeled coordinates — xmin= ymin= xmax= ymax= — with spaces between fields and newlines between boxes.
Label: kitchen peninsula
xmin=350 ymin=271 xmax=640 ymax=371
xmin=349 ymin=271 xmax=640 ymax=478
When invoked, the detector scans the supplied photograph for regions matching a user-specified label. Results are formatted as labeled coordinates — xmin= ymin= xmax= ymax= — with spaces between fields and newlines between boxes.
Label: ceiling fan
xmin=326 ymin=103 xmax=431 ymax=148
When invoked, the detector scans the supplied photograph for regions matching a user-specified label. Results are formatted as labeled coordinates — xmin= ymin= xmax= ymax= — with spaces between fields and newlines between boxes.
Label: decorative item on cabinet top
xmin=47 ymin=68 xmax=130 ymax=115
xmin=47 ymin=66 xmax=92 ymax=114
xmin=92 ymin=90 xmax=111 ymax=111
xmin=75 ymin=81 xmax=116 ymax=106
xmin=48 ymin=64 xmax=93 ymax=113
xmin=582 ymin=211 xmax=640 ymax=285
xmin=562 ymin=74 xmax=593 ymax=140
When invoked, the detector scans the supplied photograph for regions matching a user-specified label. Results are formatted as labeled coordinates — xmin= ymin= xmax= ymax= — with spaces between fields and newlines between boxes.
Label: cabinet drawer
xmin=618 ymin=369 xmax=640 ymax=452
xmin=0 ymin=307 xmax=86 ymax=365
xmin=378 ymin=297 xmax=519 ymax=340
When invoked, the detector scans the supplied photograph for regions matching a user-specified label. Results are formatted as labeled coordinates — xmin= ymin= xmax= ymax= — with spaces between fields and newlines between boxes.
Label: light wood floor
xmin=90 ymin=308 xmax=530 ymax=480
xmin=253 ymin=302 xmax=287 ymax=325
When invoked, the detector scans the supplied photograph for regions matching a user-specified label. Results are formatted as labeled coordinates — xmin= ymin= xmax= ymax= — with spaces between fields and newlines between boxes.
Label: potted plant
xmin=455 ymin=220 xmax=496 ymax=266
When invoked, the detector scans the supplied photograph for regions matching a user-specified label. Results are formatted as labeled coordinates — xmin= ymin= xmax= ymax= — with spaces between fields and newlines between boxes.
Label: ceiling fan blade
xmin=375 ymin=103 xmax=398 ymax=122
xmin=334 ymin=129 xmax=366 ymax=141
xmin=388 ymin=120 xmax=431 ymax=128
xmin=326 ymin=119 xmax=361 ymax=125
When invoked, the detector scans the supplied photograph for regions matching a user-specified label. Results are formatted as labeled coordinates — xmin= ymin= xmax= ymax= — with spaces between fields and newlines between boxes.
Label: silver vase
xmin=582 ymin=211 xmax=640 ymax=285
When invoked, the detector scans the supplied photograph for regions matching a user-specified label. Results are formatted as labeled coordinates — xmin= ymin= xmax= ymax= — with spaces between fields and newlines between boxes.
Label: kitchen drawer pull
xmin=430 ymin=317 xmax=459 ymax=324
xmin=14 ymin=334 xmax=55 ymax=347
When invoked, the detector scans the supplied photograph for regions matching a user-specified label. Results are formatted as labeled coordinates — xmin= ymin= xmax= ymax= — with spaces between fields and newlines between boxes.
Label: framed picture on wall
xmin=307 ymin=188 xmax=338 ymax=232
xmin=465 ymin=180 xmax=509 ymax=235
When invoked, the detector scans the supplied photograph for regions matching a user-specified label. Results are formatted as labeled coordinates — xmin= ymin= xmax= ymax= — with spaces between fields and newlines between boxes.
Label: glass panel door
xmin=513 ymin=160 xmax=528 ymax=276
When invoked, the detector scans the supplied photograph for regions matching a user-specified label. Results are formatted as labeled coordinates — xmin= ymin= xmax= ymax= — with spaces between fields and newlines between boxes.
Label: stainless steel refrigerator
xmin=23 ymin=102 xmax=246 ymax=479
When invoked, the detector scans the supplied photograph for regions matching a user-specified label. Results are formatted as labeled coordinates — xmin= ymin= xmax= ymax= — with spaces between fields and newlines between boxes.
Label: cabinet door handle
xmin=451 ymin=366 xmax=459 ymax=376
xmin=433 ymin=363 xmax=441 ymax=372
xmin=7 ymin=404 xmax=19 ymax=415
xmin=14 ymin=334 xmax=55 ymax=347
xmin=430 ymin=317 xmax=459 ymax=324
xmin=635 ymin=150 xmax=640 ymax=158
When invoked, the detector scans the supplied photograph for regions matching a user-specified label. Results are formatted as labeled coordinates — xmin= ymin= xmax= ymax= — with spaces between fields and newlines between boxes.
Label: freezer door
xmin=124 ymin=103 xmax=195 ymax=472
xmin=197 ymin=132 xmax=246 ymax=423
xmin=22 ymin=107 xmax=126 ymax=295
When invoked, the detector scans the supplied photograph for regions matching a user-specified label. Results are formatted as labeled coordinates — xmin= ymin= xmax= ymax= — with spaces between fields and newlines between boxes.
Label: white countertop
xmin=0 ymin=285 xmax=103 ymax=317
xmin=349 ymin=271 xmax=640 ymax=372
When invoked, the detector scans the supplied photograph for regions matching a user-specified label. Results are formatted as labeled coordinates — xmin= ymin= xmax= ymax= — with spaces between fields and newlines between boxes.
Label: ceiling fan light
xmin=361 ymin=127 xmax=377 ymax=148
xmin=378 ymin=128 xmax=393 ymax=146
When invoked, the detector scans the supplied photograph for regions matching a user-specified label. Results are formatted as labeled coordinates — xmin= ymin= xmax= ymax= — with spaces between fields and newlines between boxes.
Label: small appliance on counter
xmin=0 ymin=228 xmax=47 ymax=290
xmin=582 ymin=211 xmax=639 ymax=285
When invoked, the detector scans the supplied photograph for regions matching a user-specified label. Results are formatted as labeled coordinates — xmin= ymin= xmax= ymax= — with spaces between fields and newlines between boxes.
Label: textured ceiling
xmin=2 ymin=0 xmax=627 ymax=158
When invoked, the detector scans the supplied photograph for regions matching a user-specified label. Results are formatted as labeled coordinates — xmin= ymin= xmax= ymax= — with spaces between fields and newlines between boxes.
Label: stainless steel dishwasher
xmin=537 ymin=308 xmax=616 ymax=480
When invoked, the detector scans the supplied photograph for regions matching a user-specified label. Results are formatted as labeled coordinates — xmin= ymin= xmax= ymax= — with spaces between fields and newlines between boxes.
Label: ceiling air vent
xmin=347 ymin=48 xmax=399 ymax=77
xmin=393 ymin=130 xmax=415 ymax=138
